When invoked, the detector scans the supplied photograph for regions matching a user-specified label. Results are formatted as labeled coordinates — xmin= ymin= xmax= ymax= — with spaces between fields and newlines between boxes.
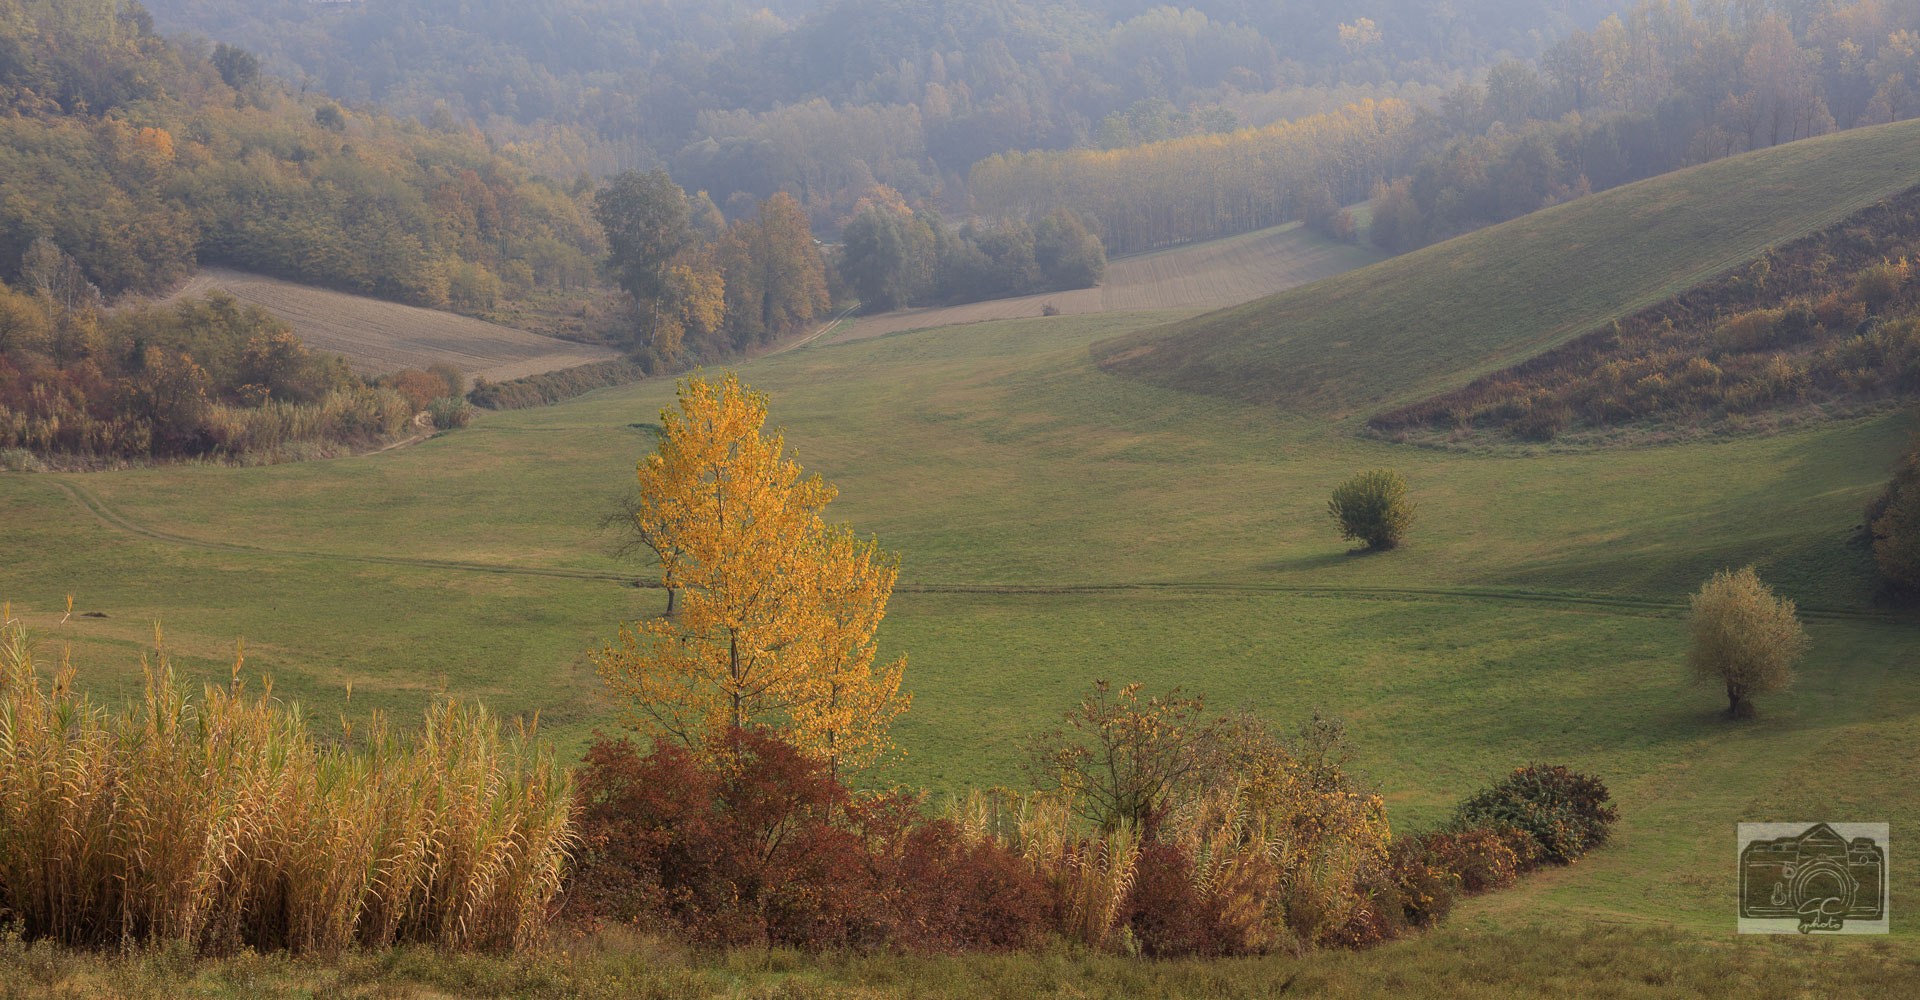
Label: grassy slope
xmin=1095 ymin=119 xmax=1920 ymax=417
xmin=831 ymin=220 xmax=1382 ymax=343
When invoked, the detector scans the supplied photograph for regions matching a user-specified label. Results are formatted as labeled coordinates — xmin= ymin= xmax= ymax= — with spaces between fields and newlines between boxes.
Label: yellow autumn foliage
xmin=595 ymin=372 xmax=908 ymax=772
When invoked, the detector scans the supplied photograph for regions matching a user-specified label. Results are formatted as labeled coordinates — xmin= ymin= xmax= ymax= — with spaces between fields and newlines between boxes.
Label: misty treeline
xmin=971 ymin=99 xmax=1415 ymax=254
xmin=973 ymin=1 xmax=1920 ymax=255
xmin=0 ymin=0 xmax=601 ymax=306
xmin=839 ymin=205 xmax=1106 ymax=312
xmin=134 ymin=0 xmax=1624 ymax=232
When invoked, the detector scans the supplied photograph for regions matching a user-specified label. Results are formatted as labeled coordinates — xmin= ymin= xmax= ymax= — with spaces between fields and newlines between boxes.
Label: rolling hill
xmin=161 ymin=269 xmax=620 ymax=381
xmin=1094 ymin=118 xmax=1920 ymax=418
xmin=827 ymin=220 xmax=1383 ymax=343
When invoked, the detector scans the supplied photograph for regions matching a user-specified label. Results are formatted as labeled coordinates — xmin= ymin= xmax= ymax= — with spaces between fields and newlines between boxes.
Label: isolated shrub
xmin=1686 ymin=566 xmax=1809 ymax=719
xmin=1867 ymin=437 xmax=1920 ymax=593
xmin=1327 ymin=468 xmax=1415 ymax=550
xmin=1453 ymin=764 xmax=1617 ymax=864
xmin=0 ymin=614 xmax=573 ymax=956
xmin=428 ymin=395 xmax=474 ymax=430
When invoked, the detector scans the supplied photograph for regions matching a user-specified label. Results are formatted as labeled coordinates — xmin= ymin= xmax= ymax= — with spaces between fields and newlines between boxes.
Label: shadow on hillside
xmin=1254 ymin=550 xmax=1362 ymax=574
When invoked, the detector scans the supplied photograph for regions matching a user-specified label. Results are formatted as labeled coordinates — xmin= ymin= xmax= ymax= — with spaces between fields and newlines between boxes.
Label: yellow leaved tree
xmin=595 ymin=372 xmax=908 ymax=774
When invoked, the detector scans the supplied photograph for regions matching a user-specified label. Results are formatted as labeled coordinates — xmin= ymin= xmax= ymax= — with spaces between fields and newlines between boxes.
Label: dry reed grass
xmin=0 ymin=603 xmax=573 ymax=956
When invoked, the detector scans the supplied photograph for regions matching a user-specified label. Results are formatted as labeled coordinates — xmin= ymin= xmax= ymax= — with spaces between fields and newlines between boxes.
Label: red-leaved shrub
xmin=1419 ymin=825 xmax=1541 ymax=893
xmin=861 ymin=805 xmax=1052 ymax=952
xmin=569 ymin=728 xmax=1049 ymax=952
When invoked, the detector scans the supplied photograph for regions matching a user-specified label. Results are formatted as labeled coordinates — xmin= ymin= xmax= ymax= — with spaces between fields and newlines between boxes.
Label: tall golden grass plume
xmin=0 ymin=609 xmax=573 ymax=956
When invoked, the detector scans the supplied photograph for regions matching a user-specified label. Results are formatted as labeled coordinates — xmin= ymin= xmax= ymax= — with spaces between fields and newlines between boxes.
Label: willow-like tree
xmin=1687 ymin=566 xmax=1808 ymax=719
xmin=595 ymin=373 xmax=908 ymax=773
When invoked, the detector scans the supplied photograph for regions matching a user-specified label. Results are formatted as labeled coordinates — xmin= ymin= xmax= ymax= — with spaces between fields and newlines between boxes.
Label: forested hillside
xmin=1367 ymin=0 xmax=1920 ymax=253
xmin=136 ymin=0 xmax=1622 ymax=231
xmin=972 ymin=1 xmax=1920 ymax=254
xmin=0 ymin=0 xmax=601 ymax=306
xmin=109 ymin=0 xmax=1920 ymax=270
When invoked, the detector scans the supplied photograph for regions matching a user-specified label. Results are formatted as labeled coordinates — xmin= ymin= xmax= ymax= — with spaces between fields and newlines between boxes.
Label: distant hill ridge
xmin=1093 ymin=119 xmax=1920 ymax=419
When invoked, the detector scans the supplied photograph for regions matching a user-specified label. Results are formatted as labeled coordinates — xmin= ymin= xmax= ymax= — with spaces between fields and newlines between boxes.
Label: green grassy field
xmin=6 ymin=138 xmax=1920 ymax=990
xmin=1096 ymin=118 xmax=1920 ymax=417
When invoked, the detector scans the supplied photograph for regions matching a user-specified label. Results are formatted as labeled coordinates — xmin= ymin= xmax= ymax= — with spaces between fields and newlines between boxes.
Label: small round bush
xmin=1327 ymin=468 xmax=1415 ymax=550
xmin=1453 ymin=764 xmax=1617 ymax=864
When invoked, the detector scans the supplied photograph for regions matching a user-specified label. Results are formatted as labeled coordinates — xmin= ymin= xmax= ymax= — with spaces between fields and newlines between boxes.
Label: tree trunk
xmin=664 ymin=586 xmax=678 ymax=618
xmin=1726 ymin=683 xmax=1755 ymax=720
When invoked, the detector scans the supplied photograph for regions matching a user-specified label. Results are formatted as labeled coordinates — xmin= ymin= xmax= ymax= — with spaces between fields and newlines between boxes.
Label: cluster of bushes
xmin=838 ymin=207 xmax=1106 ymax=314
xmin=1372 ymin=189 xmax=1920 ymax=442
xmin=0 ymin=613 xmax=1619 ymax=964
xmin=468 ymin=359 xmax=653 ymax=411
xmin=568 ymin=684 xmax=1616 ymax=957
xmin=0 ymin=281 xmax=418 ymax=460
xmin=0 ymin=614 xmax=573 ymax=955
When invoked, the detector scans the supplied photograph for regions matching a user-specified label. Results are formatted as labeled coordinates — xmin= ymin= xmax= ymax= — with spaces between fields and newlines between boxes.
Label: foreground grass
xmin=1096 ymin=118 xmax=1920 ymax=416
xmin=6 ymin=924 xmax=1916 ymax=998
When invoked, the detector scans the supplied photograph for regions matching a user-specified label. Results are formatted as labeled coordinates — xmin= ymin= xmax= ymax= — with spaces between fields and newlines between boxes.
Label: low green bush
xmin=1327 ymin=468 xmax=1415 ymax=550
xmin=1453 ymin=763 xmax=1618 ymax=864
